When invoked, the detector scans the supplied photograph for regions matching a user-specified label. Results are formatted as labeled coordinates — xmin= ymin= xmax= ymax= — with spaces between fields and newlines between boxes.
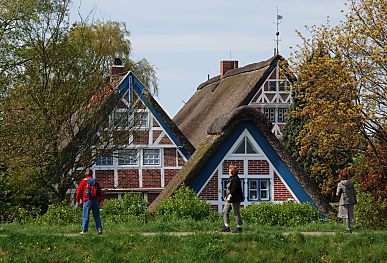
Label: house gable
xmin=191 ymin=122 xmax=315 ymax=208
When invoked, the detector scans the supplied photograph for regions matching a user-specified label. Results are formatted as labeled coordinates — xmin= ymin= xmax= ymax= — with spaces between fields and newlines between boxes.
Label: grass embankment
xmin=0 ymin=221 xmax=386 ymax=262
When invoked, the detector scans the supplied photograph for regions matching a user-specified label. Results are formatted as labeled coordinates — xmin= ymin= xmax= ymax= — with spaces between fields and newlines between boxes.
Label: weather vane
xmin=275 ymin=7 xmax=283 ymax=55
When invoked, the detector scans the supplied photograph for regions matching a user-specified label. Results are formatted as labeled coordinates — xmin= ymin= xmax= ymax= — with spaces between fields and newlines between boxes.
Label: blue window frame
xmin=248 ymin=179 xmax=270 ymax=201
xmin=221 ymin=178 xmax=245 ymax=201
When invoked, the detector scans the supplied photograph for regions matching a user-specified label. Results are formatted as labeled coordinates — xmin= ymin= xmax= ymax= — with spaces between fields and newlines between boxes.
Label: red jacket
xmin=75 ymin=176 xmax=104 ymax=203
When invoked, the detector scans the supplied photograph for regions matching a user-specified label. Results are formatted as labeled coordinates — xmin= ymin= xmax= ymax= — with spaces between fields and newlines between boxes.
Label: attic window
xmin=233 ymin=137 xmax=258 ymax=154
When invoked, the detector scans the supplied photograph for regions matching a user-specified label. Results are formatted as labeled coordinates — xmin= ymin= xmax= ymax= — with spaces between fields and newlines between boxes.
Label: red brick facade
xmin=222 ymin=160 xmax=243 ymax=174
xmin=142 ymin=169 xmax=161 ymax=188
xmin=274 ymin=173 xmax=293 ymax=201
xmin=164 ymin=148 xmax=177 ymax=167
xmin=199 ymin=172 xmax=218 ymax=200
xmin=147 ymin=193 xmax=160 ymax=203
xmin=159 ymin=134 xmax=173 ymax=144
xmin=95 ymin=170 xmax=114 ymax=188
xmin=248 ymin=160 xmax=269 ymax=175
xmin=178 ymin=152 xmax=185 ymax=166
xmin=118 ymin=169 xmax=139 ymax=188
xmin=133 ymin=130 xmax=149 ymax=145
xmin=152 ymin=118 xmax=160 ymax=127
xmin=152 ymin=130 xmax=162 ymax=143
xmin=164 ymin=169 xmax=179 ymax=186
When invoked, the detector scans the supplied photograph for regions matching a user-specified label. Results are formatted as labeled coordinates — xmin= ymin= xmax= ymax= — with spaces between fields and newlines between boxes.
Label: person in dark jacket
xmin=336 ymin=168 xmax=357 ymax=233
xmin=75 ymin=168 xmax=104 ymax=235
xmin=221 ymin=164 xmax=244 ymax=232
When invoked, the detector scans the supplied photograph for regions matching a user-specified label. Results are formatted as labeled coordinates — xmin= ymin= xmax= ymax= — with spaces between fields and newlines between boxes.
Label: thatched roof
xmin=173 ymin=55 xmax=282 ymax=148
xmin=149 ymin=106 xmax=332 ymax=216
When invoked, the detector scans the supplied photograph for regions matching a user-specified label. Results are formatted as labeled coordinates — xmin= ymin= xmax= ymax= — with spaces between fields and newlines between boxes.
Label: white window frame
xmin=143 ymin=149 xmax=160 ymax=166
xmin=133 ymin=110 xmax=149 ymax=129
xmin=117 ymin=149 xmax=138 ymax=166
xmin=247 ymin=179 xmax=270 ymax=201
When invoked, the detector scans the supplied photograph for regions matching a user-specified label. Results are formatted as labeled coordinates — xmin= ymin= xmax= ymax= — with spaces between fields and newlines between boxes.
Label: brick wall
xmin=142 ymin=169 xmax=161 ymax=188
xmin=95 ymin=170 xmax=114 ymax=188
xmin=274 ymin=173 xmax=293 ymax=201
xmin=164 ymin=148 xmax=176 ymax=166
xmin=164 ymin=169 xmax=179 ymax=186
xmin=147 ymin=193 xmax=160 ymax=204
xmin=248 ymin=160 xmax=269 ymax=175
xmin=222 ymin=160 xmax=244 ymax=174
xmin=133 ymin=130 xmax=149 ymax=145
xmin=199 ymin=172 xmax=218 ymax=200
xmin=159 ymin=134 xmax=173 ymax=144
xmin=178 ymin=153 xmax=185 ymax=166
xmin=152 ymin=130 xmax=162 ymax=143
xmin=152 ymin=118 xmax=160 ymax=127
xmin=118 ymin=169 xmax=139 ymax=188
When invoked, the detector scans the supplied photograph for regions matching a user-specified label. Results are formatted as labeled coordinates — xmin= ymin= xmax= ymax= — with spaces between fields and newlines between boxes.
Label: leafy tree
xmin=285 ymin=0 xmax=386 ymax=205
xmin=0 ymin=0 xmax=158 ymax=210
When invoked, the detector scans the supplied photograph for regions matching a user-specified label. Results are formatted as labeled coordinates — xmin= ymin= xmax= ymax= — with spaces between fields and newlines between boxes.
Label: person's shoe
xmin=345 ymin=229 xmax=352 ymax=233
xmin=79 ymin=232 xmax=87 ymax=235
xmin=221 ymin=226 xmax=231 ymax=232
xmin=232 ymin=227 xmax=243 ymax=233
xmin=98 ymin=230 xmax=103 ymax=235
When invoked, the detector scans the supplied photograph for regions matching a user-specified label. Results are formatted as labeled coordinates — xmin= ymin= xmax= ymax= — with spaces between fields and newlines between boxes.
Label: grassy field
xmin=1 ymin=220 xmax=386 ymax=263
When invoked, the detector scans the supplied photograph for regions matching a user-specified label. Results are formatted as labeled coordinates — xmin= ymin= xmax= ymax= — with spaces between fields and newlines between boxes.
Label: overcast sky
xmin=70 ymin=0 xmax=346 ymax=117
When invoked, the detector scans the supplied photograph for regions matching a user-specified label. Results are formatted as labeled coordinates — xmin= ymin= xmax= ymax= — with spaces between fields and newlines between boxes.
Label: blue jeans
xmin=82 ymin=199 xmax=102 ymax=232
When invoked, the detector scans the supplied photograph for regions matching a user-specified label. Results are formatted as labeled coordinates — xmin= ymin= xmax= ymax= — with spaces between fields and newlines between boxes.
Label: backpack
xmin=86 ymin=178 xmax=101 ymax=199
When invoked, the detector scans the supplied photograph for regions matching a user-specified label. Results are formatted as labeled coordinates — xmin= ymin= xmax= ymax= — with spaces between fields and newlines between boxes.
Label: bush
xmin=0 ymin=205 xmax=39 ymax=224
xmin=101 ymin=192 xmax=148 ymax=223
xmin=38 ymin=202 xmax=81 ymax=225
xmin=240 ymin=201 xmax=320 ymax=226
xmin=156 ymin=186 xmax=218 ymax=221
xmin=355 ymin=188 xmax=387 ymax=229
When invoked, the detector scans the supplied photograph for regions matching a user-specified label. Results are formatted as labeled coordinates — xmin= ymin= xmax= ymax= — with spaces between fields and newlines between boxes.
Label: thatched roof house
xmin=149 ymin=55 xmax=331 ymax=215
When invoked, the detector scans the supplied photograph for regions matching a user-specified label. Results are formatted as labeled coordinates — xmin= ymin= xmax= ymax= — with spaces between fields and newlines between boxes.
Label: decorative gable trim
xmin=190 ymin=122 xmax=316 ymax=207
xmin=114 ymin=72 xmax=193 ymax=159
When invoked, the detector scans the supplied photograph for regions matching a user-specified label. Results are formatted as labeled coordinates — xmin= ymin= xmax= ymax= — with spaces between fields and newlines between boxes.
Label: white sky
xmin=70 ymin=0 xmax=347 ymax=117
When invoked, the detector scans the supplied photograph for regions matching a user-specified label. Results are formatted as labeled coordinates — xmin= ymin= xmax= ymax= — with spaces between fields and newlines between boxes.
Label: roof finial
xmin=275 ymin=7 xmax=283 ymax=55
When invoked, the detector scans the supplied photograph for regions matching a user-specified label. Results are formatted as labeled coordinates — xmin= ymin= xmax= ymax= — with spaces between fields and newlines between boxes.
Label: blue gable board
xmin=190 ymin=121 xmax=317 ymax=208
xmin=115 ymin=72 xmax=191 ymax=160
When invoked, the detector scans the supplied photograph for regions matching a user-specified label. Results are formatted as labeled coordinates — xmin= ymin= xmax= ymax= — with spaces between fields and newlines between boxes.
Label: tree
xmin=284 ymin=46 xmax=363 ymax=197
xmin=284 ymin=0 xmax=386 ymax=204
xmin=0 ymin=0 xmax=158 ymax=209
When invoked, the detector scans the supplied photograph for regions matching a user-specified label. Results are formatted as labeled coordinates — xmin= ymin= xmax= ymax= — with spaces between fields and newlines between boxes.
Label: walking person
xmin=336 ymin=168 xmax=357 ymax=233
xmin=222 ymin=164 xmax=244 ymax=232
xmin=75 ymin=168 xmax=104 ymax=235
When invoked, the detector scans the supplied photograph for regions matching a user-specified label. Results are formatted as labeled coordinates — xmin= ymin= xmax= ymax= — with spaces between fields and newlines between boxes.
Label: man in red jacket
xmin=75 ymin=168 xmax=104 ymax=235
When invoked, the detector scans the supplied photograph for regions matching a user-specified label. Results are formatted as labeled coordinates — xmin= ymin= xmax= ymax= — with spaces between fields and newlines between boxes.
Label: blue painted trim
xmin=190 ymin=122 xmax=318 ymax=209
xmin=114 ymin=72 xmax=191 ymax=160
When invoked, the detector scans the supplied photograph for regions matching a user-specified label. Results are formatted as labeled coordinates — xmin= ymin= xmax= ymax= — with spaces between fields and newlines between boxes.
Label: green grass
xmin=1 ymin=220 xmax=386 ymax=263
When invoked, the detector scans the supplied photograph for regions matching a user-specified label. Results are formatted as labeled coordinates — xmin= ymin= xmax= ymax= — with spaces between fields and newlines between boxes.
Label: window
xmin=96 ymin=151 xmax=113 ymax=166
xmin=143 ymin=149 xmax=160 ymax=165
xmin=221 ymin=178 xmax=245 ymax=201
xmin=277 ymin=108 xmax=288 ymax=123
xmin=233 ymin=137 xmax=258 ymax=154
xmin=114 ymin=110 xmax=129 ymax=127
xmin=248 ymin=179 xmax=270 ymax=201
xmin=118 ymin=149 xmax=138 ymax=165
xmin=134 ymin=111 xmax=149 ymax=128
xmin=264 ymin=108 xmax=276 ymax=122
xmin=268 ymin=80 xmax=277 ymax=91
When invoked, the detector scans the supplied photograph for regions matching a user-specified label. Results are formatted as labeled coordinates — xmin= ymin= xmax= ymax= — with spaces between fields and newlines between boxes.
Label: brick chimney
xmin=220 ymin=60 xmax=238 ymax=78
xmin=111 ymin=58 xmax=125 ymax=76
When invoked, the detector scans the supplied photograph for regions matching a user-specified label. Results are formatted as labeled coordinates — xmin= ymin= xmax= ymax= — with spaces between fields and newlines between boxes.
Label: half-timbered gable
xmin=149 ymin=107 xmax=330 ymax=215
xmin=248 ymin=64 xmax=293 ymax=137
xmin=71 ymin=71 xmax=194 ymax=202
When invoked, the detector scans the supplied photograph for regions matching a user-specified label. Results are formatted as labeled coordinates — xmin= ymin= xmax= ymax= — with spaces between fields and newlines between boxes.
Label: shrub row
xmin=240 ymin=201 xmax=320 ymax=226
